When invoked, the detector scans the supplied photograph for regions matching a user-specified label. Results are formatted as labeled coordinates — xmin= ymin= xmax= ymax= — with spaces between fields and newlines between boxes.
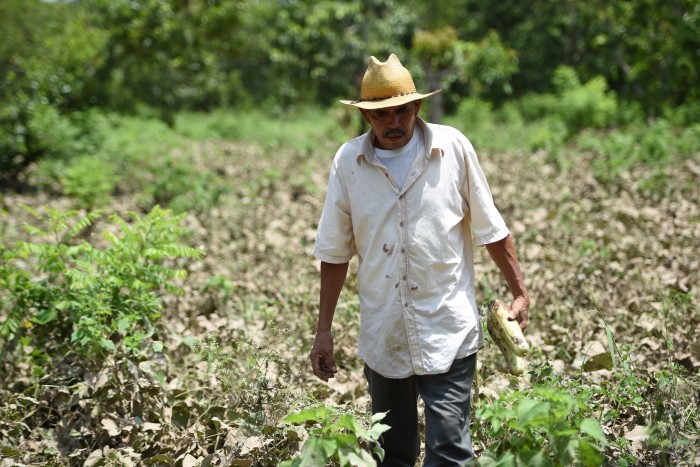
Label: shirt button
xmin=401 ymin=248 xmax=405 ymax=254
xmin=399 ymin=221 xmax=405 ymax=227
xmin=402 ymin=275 xmax=407 ymax=280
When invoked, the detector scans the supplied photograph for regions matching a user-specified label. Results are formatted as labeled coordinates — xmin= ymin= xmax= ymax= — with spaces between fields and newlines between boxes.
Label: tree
xmin=413 ymin=27 xmax=517 ymax=122
xmin=0 ymin=0 xmax=106 ymax=180
xmin=267 ymin=0 xmax=417 ymax=107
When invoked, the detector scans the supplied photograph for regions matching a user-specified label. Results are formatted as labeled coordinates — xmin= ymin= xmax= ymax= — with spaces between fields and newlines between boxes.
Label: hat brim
xmin=340 ymin=90 xmax=441 ymax=109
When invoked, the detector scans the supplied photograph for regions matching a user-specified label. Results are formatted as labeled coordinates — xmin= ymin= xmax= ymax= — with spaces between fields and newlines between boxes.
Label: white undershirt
xmin=374 ymin=126 xmax=424 ymax=189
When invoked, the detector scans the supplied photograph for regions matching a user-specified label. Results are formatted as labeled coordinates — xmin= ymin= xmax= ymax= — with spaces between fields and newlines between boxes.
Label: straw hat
xmin=340 ymin=54 xmax=441 ymax=109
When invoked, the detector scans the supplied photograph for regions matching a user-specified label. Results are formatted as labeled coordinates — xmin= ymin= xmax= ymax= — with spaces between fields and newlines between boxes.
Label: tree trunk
xmin=423 ymin=60 xmax=444 ymax=124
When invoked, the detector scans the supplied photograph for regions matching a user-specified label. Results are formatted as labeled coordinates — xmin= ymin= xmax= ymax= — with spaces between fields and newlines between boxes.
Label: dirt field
xmin=1 ymin=133 xmax=699 ymax=465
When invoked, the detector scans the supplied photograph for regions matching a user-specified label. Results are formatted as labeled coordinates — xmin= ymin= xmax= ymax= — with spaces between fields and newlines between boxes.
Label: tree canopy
xmin=2 ymin=0 xmax=697 ymax=112
xmin=1 ymin=0 xmax=698 ymax=176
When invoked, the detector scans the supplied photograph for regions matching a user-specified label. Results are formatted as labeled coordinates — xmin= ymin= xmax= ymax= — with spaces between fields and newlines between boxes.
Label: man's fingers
xmin=507 ymin=301 xmax=529 ymax=330
xmin=319 ymin=358 xmax=337 ymax=375
xmin=310 ymin=354 xmax=322 ymax=377
xmin=507 ymin=307 xmax=522 ymax=322
xmin=519 ymin=315 xmax=528 ymax=330
xmin=310 ymin=352 xmax=337 ymax=381
xmin=323 ymin=356 xmax=337 ymax=373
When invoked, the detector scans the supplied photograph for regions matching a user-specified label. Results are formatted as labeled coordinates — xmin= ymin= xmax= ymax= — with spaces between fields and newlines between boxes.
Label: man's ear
xmin=414 ymin=100 xmax=422 ymax=114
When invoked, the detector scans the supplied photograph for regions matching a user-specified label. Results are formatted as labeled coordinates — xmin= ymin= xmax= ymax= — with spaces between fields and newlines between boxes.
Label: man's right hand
xmin=310 ymin=330 xmax=337 ymax=381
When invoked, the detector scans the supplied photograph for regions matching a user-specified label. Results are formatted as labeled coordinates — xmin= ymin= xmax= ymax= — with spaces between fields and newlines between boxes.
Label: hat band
xmin=358 ymin=91 xmax=418 ymax=103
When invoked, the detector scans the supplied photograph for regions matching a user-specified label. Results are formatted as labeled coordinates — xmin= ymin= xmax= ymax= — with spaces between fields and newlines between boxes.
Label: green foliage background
xmin=2 ymin=0 xmax=699 ymax=180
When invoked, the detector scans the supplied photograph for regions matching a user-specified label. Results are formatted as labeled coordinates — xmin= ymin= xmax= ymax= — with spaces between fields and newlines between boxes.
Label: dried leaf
xmin=240 ymin=436 xmax=264 ymax=456
xmin=624 ymin=424 xmax=649 ymax=455
xmin=182 ymin=454 xmax=200 ymax=467
xmin=101 ymin=418 xmax=121 ymax=436
xmin=84 ymin=449 xmax=104 ymax=467
xmin=69 ymin=448 xmax=87 ymax=458
xmin=142 ymin=422 xmax=162 ymax=432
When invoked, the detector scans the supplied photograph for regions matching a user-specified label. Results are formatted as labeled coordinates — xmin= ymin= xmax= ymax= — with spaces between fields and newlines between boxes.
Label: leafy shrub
xmin=0 ymin=205 xmax=203 ymax=374
xmin=576 ymin=118 xmax=694 ymax=187
xmin=518 ymin=93 xmax=561 ymax=123
xmin=280 ymin=406 xmax=389 ymax=467
xmin=28 ymin=111 xmax=230 ymax=214
xmin=0 ymin=102 xmax=94 ymax=180
xmin=193 ymin=329 xmax=295 ymax=430
xmin=517 ymin=66 xmax=618 ymax=136
xmin=60 ymin=156 xmax=116 ymax=209
xmin=527 ymin=117 xmax=568 ymax=154
xmin=614 ymin=101 xmax=645 ymax=126
xmin=662 ymin=101 xmax=700 ymax=127
xmin=174 ymin=107 xmax=354 ymax=151
xmin=0 ymin=2 xmax=107 ymax=180
xmin=137 ymin=156 xmax=229 ymax=214
xmin=558 ymin=76 xmax=617 ymax=132
xmin=639 ymin=119 xmax=674 ymax=164
xmin=578 ymin=130 xmax=638 ymax=181
xmin=475 ymin=385 xmax=607 ymax=466
xmin=453 ymin=98 xmax=494 ymax=134
xmin=447 ymin=98 xmax=530 ymax=154
xmin=460 ymin=30 xmax=519 ymax=102
xmin=677 ymin=124 xmax=700 ymax=157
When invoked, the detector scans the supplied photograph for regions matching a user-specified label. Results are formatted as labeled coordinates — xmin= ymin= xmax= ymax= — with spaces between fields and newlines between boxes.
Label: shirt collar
xmin=356 ymin=117 xmax=443 ymax=165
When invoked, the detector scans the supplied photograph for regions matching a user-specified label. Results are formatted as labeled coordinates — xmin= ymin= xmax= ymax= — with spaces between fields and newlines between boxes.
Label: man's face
xmin=361 ymin=100 xmax=421 ymax=150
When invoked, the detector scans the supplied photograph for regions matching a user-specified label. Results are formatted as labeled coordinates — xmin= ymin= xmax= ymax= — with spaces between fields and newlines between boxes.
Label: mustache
xmin=383 ymin=129 xmax=406 ymax=138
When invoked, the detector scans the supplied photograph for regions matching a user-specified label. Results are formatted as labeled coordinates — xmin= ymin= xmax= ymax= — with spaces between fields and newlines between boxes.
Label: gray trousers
xmin=363 ymin=354 xmax=477 ymax=467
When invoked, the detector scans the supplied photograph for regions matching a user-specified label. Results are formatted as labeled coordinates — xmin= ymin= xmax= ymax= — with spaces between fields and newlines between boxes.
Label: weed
xmin=60 ymin=155 xmax=116 ymax=209
xmin=475 ymin=385 xmax=606 ymax=466
xmin=137 ymin=154 xmax=229 ymax=214
xmin=192 ymin=326 xmax=297 ymax=431
xmin=0 ymin=205 xmax=203 ymax=374
xmin=280 ymin=406 xmax=389 ymax=467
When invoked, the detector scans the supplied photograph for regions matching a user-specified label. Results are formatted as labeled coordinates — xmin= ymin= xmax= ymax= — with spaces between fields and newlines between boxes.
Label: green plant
xmin=677 ymin=124 xmax=700 ymax=157
xmin=137 ymin=155 xmax=229 ymax=214
xmin=527 ymin=116 xmax=568 ymax=154
xmin=475 ymin=385 xmax=607 ymax=466
xmin=0 ymin=205 xmax=203 ymax=374
xmin=60 ymin=155 xmax=116 ymax=209
xmin=193 ymin=327 xmax=296 ymax=430
xmin=203 ymin=274 xmax=235 ymax=308
xmin=518 ymin=67 xmax=618 ymax=137
xmin=445 ymin=98 xmax=530 ymax=154
xmin=646 ymin=363 xmax=700 ymax=464
xmin=0 ymin=1 xmax=108 ymax=181
xmin=174 ymin=107 xmax=353 ymax=151
xmin=643 ymin=289 xmax=700 ymax=464
xmin=280 ymin=406 xmax=389 ymax=467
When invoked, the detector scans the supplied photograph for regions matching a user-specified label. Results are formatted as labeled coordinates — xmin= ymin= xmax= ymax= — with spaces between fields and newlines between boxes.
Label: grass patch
xmin=174 ymin=107 xmax=355 ymax=152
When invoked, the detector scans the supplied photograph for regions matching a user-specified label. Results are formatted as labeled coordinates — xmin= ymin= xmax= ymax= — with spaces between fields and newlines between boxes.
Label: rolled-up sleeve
xmin=313 ymin=155 xmax=356 ymax=263
xmin=460 ymin=138 xmax=509 ymax=246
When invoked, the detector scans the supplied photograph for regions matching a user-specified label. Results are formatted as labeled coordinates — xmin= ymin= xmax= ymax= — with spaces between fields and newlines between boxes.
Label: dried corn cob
xmin=486 ymin=299 xmax=529 ymax=375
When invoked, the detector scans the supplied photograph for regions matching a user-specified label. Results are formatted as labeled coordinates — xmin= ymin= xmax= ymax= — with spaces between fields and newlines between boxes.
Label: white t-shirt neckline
xmin=374 ymin=127 xmax=424 ymax=188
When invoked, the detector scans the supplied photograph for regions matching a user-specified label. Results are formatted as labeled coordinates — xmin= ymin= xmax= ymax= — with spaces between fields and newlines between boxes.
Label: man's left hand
xmin=508 ymin=296 xmax=529 ymax=330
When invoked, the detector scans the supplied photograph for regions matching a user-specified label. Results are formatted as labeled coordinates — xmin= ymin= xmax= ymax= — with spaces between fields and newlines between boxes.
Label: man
xmin=310 ymin=54 xmax=529 ymax=466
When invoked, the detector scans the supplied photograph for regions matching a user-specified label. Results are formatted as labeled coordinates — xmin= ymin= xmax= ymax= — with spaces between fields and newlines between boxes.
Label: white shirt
xmin=313 ymin=118 xmax=509 ymax=378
